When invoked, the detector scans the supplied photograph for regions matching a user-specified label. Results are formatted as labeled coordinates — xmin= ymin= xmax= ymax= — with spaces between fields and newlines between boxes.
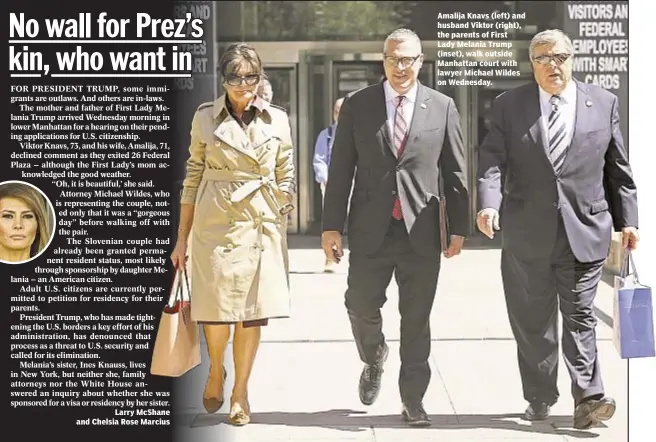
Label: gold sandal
xmin=202 ymin=367 xmax=227 ymax=414
xmin=228 ymin=397 xmax=251 ymax=426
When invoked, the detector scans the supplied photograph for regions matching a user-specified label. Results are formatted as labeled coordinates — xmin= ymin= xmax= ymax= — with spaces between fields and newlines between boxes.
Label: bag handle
xmin=180 ymin=265 xmax=191 ymax=301
xmin=164 ymin=263 xmax=193 ymax=324
xmin=166 ymin=263 xmax=179 ymax=307
xmin=166 ymin=263 xmax=192 ymax=307
xmin=620 ymin=248 xmax=639 ymax=283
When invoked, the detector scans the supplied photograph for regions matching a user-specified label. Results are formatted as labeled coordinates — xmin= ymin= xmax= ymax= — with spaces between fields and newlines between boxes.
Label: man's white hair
xmin=529 ymin=29 xmax=574 ymax=60
xmin=384 ymin=28 xmax=422 ymax=53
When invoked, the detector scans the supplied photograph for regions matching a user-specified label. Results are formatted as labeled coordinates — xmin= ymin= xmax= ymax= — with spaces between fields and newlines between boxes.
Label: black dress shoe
xmin=402 ymin=402 xmax=431 ymax=427
xmin=524 ymin=402 xmax=550 ymax=421
xmin=358 ymin=343 xmax=388 ymax=406
xmin=573 ymin=396 xmax=616 ymax=430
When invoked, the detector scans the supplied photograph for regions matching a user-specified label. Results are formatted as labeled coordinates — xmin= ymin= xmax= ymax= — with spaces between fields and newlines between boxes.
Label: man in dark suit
xmin=321 ymin=28 xmax=469 ymax=426
xmin=476 ymin=29 xmax=639 ymax=430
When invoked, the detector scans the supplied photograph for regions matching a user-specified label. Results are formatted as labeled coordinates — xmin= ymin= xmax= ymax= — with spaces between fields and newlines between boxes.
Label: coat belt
xmin=201 ymin=168 xmax=286 ymax=221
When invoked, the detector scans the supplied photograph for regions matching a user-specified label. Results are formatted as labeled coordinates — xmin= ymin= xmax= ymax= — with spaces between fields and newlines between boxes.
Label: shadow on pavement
xmin=287 ymin=234 xmax=325 ymax=250
xmin=177 ymin=409 xmax=605 ymax=438
xmin=595 ymin=305 xmax=614 ymax=329
xmin=287 ymin=233 xmax=502 ymax=250
xmin=600 ymin=269 xmax=618 ymax=287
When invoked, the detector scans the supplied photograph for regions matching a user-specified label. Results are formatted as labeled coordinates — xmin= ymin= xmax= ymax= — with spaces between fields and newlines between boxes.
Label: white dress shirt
xmin=383 ymin=80 xmax=418 ymax=142
xmin=538 ymin=79 xmax=577 ymax=149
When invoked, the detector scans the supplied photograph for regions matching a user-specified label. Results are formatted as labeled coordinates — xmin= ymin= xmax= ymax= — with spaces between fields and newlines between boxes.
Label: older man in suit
xmin=476 ymin=29 xmax=639 ymax=430
xmin=321 ymin=28 xmax=469 ymax=426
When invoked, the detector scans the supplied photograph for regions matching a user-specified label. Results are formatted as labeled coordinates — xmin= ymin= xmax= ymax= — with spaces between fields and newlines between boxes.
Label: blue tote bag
xmin=612 ymin=249 xmax=655 ymax=359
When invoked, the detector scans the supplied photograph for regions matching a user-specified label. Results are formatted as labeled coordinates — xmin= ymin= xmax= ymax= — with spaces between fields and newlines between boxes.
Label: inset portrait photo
xmin=0 ymin=181 xmax=56 ymax=265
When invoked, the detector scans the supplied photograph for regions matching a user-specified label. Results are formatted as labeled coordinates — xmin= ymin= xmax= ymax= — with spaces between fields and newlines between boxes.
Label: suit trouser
xmin=345 ymin=218 xmax=440 ymax=403
xmin=501 ymin=215 xmax=605 ymax=406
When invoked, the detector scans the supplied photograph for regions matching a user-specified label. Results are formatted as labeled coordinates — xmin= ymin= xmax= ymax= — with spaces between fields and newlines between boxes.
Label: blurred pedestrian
xmin=313 ymin=97 xmax=343 ymax=272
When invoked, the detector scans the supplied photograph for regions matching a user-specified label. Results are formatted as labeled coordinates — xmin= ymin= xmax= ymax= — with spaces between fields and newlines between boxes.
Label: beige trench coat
xmin=181 ymin=95 xmax=295 ymax=323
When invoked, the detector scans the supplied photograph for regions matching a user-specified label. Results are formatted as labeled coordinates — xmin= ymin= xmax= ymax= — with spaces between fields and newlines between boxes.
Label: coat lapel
xmin=524 ymin=85 xmax=556 ymax=174
xmin=402 ymin=84 xmax=431 ymax=154
xmin=524 ymin=85 xmax=544 ymax=148
xmin=559 ymin=80 xmax=591 ymax=175
xmin=212 ymin=95 xmax=259 ymax=163
xmin=373 ymin=82 xmax=394 ymax=156
xmin=248 ymin=123 xmax=277 ymax=163
xmin=377 ymin=81 xmax=431 ymax=159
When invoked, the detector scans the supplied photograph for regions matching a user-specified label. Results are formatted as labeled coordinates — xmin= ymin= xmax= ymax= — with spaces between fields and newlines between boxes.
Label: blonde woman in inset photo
xmin=0 ymin=182 xmax=54 ymax=263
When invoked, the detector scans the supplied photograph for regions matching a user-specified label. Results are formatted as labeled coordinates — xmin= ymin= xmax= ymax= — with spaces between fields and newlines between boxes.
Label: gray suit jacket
xmin=477 ymin=79 xmax=638 ymax=262
xmin=322 ymin=81 xmax=470 ymax=257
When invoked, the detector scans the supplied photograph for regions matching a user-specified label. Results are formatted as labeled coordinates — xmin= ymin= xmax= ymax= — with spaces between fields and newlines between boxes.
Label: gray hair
xmin=257 ymin=73 xmax=271 ymax=96
xmin=529 ymin=29 xmax=574 ymax=60
xmin=384 ymin=28 xmax=422 ymax=52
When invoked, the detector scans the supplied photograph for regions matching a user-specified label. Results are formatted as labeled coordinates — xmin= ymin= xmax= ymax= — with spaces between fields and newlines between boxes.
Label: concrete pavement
xmin=173 ymin=236 xmax=628 ymax=442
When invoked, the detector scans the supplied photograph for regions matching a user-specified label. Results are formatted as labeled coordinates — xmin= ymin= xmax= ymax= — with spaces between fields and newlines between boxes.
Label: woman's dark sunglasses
xmin=225 ymin=73 xmax=260 ymax=86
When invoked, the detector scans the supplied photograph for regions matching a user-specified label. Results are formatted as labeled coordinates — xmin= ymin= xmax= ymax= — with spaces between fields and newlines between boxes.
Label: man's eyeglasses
xmin=225 ymin=73 xmax=260 ymax=86
xmin=383 ymin=54 xmax=422 ymax=68
xmin=533 ymin=53 xmax=571 ymax=65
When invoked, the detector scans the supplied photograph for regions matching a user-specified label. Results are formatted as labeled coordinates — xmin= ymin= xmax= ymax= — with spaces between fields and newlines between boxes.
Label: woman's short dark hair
xmin=218 ymin=43 xmax=262 ymax=79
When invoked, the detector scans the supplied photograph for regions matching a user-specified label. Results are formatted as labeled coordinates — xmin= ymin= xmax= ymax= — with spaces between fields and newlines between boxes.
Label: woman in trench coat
xmin=170 ymin=43 xmax=295 ymax=426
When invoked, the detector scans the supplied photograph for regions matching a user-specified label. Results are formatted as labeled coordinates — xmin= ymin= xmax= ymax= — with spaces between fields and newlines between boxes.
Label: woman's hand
xmin=170 ymin=237 xmax=188 ymax=269
xmin=279 ymin=192 xmax=295 ymax=215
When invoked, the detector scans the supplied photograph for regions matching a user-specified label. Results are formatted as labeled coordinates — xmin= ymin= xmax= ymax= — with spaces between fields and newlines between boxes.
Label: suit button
xmin=553 ymin=202 xmax=559 ymax=208
xmin=392 ymin=190 xmax=397 ymax=195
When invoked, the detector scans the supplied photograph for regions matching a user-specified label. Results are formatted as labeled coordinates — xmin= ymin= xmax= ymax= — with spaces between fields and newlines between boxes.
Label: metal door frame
xmin=305 ymin=48 xmax=439 ymax=129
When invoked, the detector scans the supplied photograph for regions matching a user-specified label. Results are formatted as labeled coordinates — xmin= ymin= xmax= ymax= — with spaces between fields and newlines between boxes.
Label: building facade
xmin=178 ymin=1 xmax=628 ymax=239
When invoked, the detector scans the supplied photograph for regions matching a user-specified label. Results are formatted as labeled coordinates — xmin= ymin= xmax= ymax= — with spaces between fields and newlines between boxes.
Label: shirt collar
xmin=538 ymin=79 xmax=576 ymax=105
xmin=383 ymin=80 xmax=418 ymax=104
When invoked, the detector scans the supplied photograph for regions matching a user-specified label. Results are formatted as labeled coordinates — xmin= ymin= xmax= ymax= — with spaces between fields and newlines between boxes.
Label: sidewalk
xmin=173 ymin=236 xmax=627 ymax=442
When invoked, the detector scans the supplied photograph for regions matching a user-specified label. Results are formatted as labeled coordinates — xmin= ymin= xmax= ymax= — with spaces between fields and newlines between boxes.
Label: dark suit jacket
xmin=322 ymin=81 xmax=470 ymax=257
xmin=477 ymin=79 xmax=638 ymax=263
